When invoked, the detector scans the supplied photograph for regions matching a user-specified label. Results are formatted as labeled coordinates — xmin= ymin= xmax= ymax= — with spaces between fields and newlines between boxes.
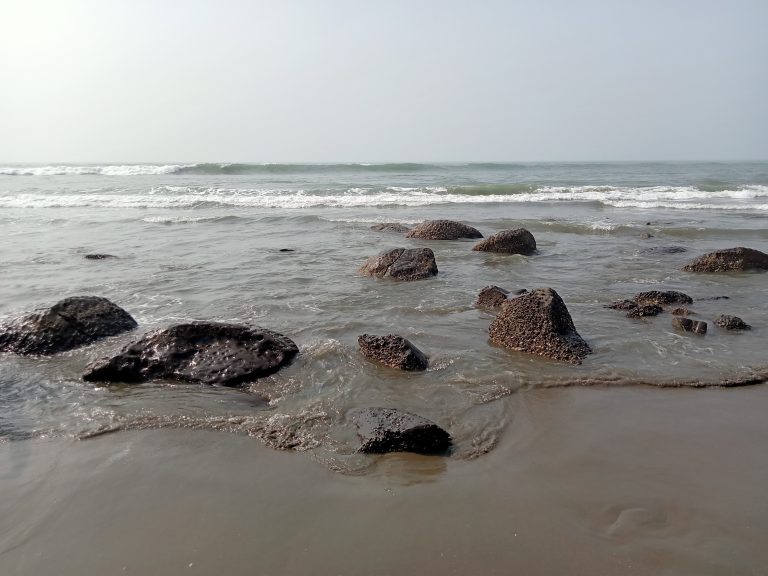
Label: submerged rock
xmin=472 ymin=228 xmax=536 ymax=255
xmin=350 ymin=407 xmax=452 ymax=455
xmin=638 ymin=246 xmax=688 ymax=255
xmin=671 ymin=307 xmax=693 ymax=316
xmin=476 ymin=285 xmax=510 ymax=308
xmin=714 ymin=315 xmax=751 ymax=330
xmin=489 ymin=287 xmax=591 ymax=364
xmin=83 ymin=322 xmax=298 ymax=387
xmin=405 ymin=220 xmax=483 ymax=240
xmin=84 ymin=253 xmax=117 ymax=260
xmin=358 ymin=248 xmax=438 ymax=281
xmin=606 ymin=299 xmax=638 ymax=311
xmin=358 ymin=334 xmax=428 ymax=371
xmin=370 ymin=223 xmax=410 ymax=233
xmin=672 ymin=317 xmax=707 ymax=335
xmin=626 ymin=304 xmax=663 ymax=318
xmin=633 ymin=290 xmax=693 ymax=306
xmin=682 ymin=247 xmax=768 ymax=272
xmin=0 ymin=296 xmax=137 ymax=355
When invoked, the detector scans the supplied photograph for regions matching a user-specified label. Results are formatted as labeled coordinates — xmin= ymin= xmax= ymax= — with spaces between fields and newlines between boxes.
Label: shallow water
xmin=1 ymin=162 xmax=767 ymax=572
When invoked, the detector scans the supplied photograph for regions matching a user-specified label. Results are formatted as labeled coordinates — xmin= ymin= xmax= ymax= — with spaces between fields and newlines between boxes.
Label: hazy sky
xmin=1 ymin=0 xmax=766 ymax=162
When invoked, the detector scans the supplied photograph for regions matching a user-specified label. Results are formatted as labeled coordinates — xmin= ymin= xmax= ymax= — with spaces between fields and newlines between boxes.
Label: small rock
xmin=83 ymin=322 xmax=298 ymax=386
xmin=633 ymin=290 xmax=693 ymax=306
xmin=358 ymin=248 xmax=438 ymax=281
xmin=476 ymin=286 xmax=509 ymax=308
xmin=84 ymin=254 xmax=117 ymax=260
xmin=278 ymin=248 xmax=295 ymax=252
xmin=606 ymin=299 xmax=638 ymax=311
xmin=358 ymin=334 xmax=428 ymax=371
xmin=472 ymin=228 xmax=536 ymax=255
xmin=698 ymin=296 xmax=730 ymax=301
xmin=0 ymin=296 xmax=137 ymax=356
xmin=489 ymin=287 xmax=591 ymax=364
xmin=672 ymin=317 xmax=707 ymax=335
xmin=626 ymin=304 xmax=663 ymax=318
xmin=406 ymin=220 xmax=483 ymax=240
xmin=638 ymin=246 xmax=688 ymax=255
xmin=350 ymin=407 xmax=452 ymax=455
xmin=714 ymin=315 xmax=751 ymax=330
xmin=370 ymin=223 xmax=410 ymax=233
xmin=682 ymin=247 xmax=768 ymax=272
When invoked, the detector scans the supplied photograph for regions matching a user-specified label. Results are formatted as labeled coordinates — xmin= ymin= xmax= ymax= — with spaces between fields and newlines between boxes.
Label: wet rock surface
xmin=350 ymin=407 xmax=452 ymax=454
xmin=671 ymin=308 xmax=693 ymax=316
xmin=472 ymin=228 xmax=537 ymax=255
xmin=489 ymin=287 xmax=592 ymax=364
xmin=83 ymin=322 xmax=298 ymax=386
xmin=370 ymin=223 xmax=410 ymax=233
xmin=358 ymin=334 xmax=428 ymax=371
xmin=714 ymin=315 xmax=751 ymax=330
xmin=358 ymin=248 xmax=438 ymax=281
xmin=627 ymin=304 xmax=664 ymax=318
xmin=672 ymin=317 xmax=708 ymax=335
xmin=682 ymin=247 xmax=768 ymax=272
xmin=476 ymin=285 xmax=510 ymax=308
xmin=405 ymin=220 xmax=483 ymax=240
xmin=0 ymin=296 xmax=137 ymax=355
xmin=633 ymin=290 xmax=693 ymax=306
xmin=638 ymin=246 xmax=688 ymax=255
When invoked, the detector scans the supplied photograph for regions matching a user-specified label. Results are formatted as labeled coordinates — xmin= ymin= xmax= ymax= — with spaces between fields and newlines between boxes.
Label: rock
xmin=606 ymin=299 xmax=638 ymax=311
xmin=0 ymin=296 xmax=137 ymax=356
xmin=83 ymin=322 xmax=298 ymax=386
xmin=278 ymin=248 xmax=295 ymax=252
xmin=633 ymin=290 xmax=693 ymax=306
xmin=84 ymin=253 xmax=117 ymax=260
xmin=698 ymin=296 xmax=730 ymax=301
xmin=682 ymin=247 xmax=768 ymax=272
xmin=358 ymin=248 xmax=438 ymax=281
xmin=638 ymin=246 xmax=688 ymax=255
xmin=405 ymin=220 xmax=483 ymax=240
xmin=370 ymin=223 xmax=410 ymax=233
xmin=471 ymin=228 xmax=536 ymax=255
xmin=672 ymin=317 xmax=707 ymax=335
xmin=626 ymin=304 xmax=663 ymax=318
xmin=489 ymin=287 xmax=591 ymax=364
xmin=714 ymin=315 xmax=751 ymax=330
xmin=350 ymin=407 xmax=452 ymax=455
xmin=358 ymin=334 xmax=428 ymax=371
xmin=476 ymin=285 xmax=510 ymax=308
xmin=671 ymin=307 xmax=693 ymax=316
xmin=640 ymin=233 xmax=654 ymax=239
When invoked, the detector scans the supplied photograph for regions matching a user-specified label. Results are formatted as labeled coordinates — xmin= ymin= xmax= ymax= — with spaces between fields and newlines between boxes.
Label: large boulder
xmin=370 ymin=223 xmax=410 ymax=233
xmin=0 ymin=296 xmax=137 ymax=355
xmin=406 ymin=220 xmax=483 ymax=240
xmin=489 ymin=288 xmax=591 ymax=364
xmin=682 ymin=247 xmax=768 ymax=272
xmin=358 ymin=334 xmax=428 ymax=371
xmin=350 ymin=407 xmax=452 ymax=454
xmin=472 ymin=228 xmax=536 ymax=255
xmin=83 ymin=322 xmax=298 ymax=387
xmin=358 ymin=248 xmax=438 ymax=281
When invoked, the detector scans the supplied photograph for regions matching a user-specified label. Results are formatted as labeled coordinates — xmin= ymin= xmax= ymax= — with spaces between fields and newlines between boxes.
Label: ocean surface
xmin=1 ymin=161 xmax=768 ymax=575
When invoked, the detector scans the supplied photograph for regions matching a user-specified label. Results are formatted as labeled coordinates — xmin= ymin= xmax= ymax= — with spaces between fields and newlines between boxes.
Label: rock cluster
xmin=358 ymin=334 xmax=428 ymax=371
xmin=489 ymin=288 xmax=591 ymax=364
xmin=358 ymin=248 xmax=438 ymax=281
xmin=0 ymin=296 xmax=137 ymax=355
xmin=350 ymin=407 xmax=452 ymax=454
xmin=406 ymin=220 xmax=483 ymax=240
xmin=472 ymin=228 xmax=536 ymax=255
xmin=682 ymin=247 xmax=768 ymax=272
xmin=83 ymin=322 xmax=299 ymax=387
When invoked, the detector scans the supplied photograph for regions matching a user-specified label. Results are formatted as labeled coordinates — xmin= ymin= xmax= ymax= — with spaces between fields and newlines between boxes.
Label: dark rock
xmin=350 ymin=407 xmax=451 ymax=455
xmin=358 ymin=248 xmax=438 ymax=281
xmin=671 ymin=307 xmax=693 ymax=316
xmin=0 ymin=296 xmax=137 ymax=356
xmin=633 ymin=290 xmax=693 ymax=306
xmin=278 ymin=248 xmax=295 ymax=252
xmin=626 ymin=304 xmax=663 ymax=318
xmin=471 ymin=228 xmax=536 ymax=255
xmin=405 ymin=220 xmax=483 ymax=240
xmin=489 ymin=287 xmax=591 ymax=364
xmin=638 ymin=246 xmax=688 ymax=255
xmin=682 ymin=247 xmax=768 ymax=272
xmin=672 ymin=317 xmax=707 ymax=335
xmin=714 ymin=315 xmax=751 ymax=330
xmin=84 ymin=254 xmax=117 ymax=260
xmin=698 ymin=295 xmax=730 ymax=301
xmin=476 ymin=285 xmax=509 ymax=308
xmin=606 ymin=299 xmax=638 ymax=311
xmin=370 ymin=223 xmax=410 ymax=233
xmin=358 ymin=334 xmax=428 ymax=371
xmin=83 ymin=322 xmax=298 ymax=387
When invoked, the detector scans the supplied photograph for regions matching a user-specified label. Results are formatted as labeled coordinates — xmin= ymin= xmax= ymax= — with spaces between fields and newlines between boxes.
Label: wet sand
xmin=3 ymin=384 xmax=767 ymax=576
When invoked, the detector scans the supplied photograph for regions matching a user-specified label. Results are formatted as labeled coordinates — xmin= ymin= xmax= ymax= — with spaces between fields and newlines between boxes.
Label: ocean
xmin=1 ymin=161 xmax=767 ymax=575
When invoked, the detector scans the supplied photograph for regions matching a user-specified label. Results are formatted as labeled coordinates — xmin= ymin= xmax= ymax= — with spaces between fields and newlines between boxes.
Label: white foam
xmin=0 ymin=164 xmax=192 ymax=176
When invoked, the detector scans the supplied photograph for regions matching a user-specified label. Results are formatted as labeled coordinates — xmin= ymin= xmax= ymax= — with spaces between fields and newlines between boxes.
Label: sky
xmin=1 ymin=0 xmax=766 ymax=163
